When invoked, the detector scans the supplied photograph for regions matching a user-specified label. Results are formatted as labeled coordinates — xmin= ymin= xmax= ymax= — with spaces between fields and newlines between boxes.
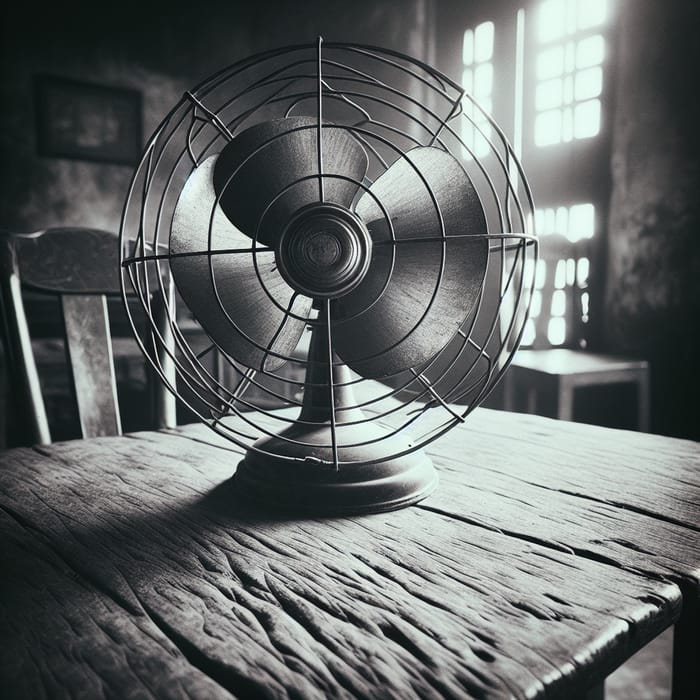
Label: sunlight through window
xmin=548 ymin=317 xmax=566 ymax=345
xmin=462 ymin=21 xmax=495 ymax=158
xmin=534 ymin=0 xmax=607 ymax=147
xmin=535 ymin=202 xmax=595 ymax=241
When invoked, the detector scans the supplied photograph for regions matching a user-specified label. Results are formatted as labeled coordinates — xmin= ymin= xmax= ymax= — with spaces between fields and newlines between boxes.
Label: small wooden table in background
xmin=1 ymin=408 xmax=697 ymax=699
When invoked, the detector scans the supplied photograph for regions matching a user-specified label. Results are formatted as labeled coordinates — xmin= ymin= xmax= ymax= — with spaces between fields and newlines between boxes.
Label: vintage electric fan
xmin=120 ymin=40 xmax=537 ymax=514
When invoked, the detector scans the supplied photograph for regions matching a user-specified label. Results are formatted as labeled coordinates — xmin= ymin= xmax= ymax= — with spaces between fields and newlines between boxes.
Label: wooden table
xmin=1 ymin=408 xmax=698 ymax=699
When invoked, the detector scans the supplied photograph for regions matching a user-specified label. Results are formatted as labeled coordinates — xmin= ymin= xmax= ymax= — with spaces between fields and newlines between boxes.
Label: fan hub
xmin=276 ymin=203 xmax=372 ymax=298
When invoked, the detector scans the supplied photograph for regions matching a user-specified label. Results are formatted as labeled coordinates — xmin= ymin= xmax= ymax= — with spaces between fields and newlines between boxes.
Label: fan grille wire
xmin=120 ymin=40 xmax=537 ymax=467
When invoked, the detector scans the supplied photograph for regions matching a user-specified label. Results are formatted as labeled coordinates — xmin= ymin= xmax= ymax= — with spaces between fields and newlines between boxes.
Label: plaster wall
xmin=605 ymin=0 xmax=700 ymax=439
xmin=0 ymin=0 xmax=431 ymax=234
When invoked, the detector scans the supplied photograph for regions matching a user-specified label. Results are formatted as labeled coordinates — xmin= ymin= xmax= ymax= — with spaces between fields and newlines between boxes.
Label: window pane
xmin=544 ymin=208 xmax=556 ymax=233
xmin=569 ymin=203 xmax=595 ymax=239
xmin=535 ymin=260 xmax=547 ymax=288
xmin=566 ymin=258 xmax=576 ymax=285
xmin=562 ymin=106 xmax=574 ymax=141
xmin=462 ymin=68 xmax=473 ymax=95
xmin=523 ymin=258 xmax=535 ymax=288
xmin=536 ymin=78 xmax=563 ymax=110
xmin=522 ymin=318 xmax=536 ymax=346
xmin=531 ymin=290 xmax=542 ymax=317
xmin=576 ymin=35 xmax=605 ymax=68
xmin=463 ymin=29 xmax=474 ymax=65
xmin=537 ymin=47 xmax=564 ymax=79
xmin=535 ymin=110 xmax=562 ymax=146
xmin=563 ymin=75 xmax=574 ymax=104
xmin=548 ymin=317 xmax=566 ymax=345
xmin=539 ymin=0 xmax=566 ymax=43
xmin=475 ymin=21 xmax=494 ymax=62
xmin=535 ymin=209 xmax=545 ymax=234
xmin=574 ymin=99 xmax=601 ymax=138
xmin=577 ymin=257 xmax=590 ymax=286
xmin=577 ymin=0 xmax=606 ymax=30
xmin=564 ymin=41 xmax=576 ymax=73
xmin=551 ymin=288 xmax=567 ymax=316
xmin=555 ymin=206 xmax=569 ymax=234
xmin=554 ymin=259 xmax=567 ymax=288
xmin=575 ymin=67 xmax=603 ymax=101
xmin=475 ymin=63 xmax=493 ymax=98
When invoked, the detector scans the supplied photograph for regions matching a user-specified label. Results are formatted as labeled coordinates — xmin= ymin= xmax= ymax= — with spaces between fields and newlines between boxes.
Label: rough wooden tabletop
xmin=1 ymin=408 xmax=698 ymax=700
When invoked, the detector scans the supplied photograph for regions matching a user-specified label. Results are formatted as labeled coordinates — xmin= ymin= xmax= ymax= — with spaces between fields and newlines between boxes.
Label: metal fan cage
xmin=120 ymin=39 xmax=537 ymax=468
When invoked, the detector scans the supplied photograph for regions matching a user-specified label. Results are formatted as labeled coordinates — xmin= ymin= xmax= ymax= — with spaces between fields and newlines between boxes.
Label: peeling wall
xmin=0 ymin=0 xmax=432 ymax=233
xmin=605 ymin=0 xmax=700 ymax=439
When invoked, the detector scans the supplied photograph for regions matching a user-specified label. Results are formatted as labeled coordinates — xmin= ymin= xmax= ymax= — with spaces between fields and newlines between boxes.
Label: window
xmin=535 ymin=201 xmax=595 ymax=241
xmin=462 ymin=21 xmax=495 ymax=158
xmin=534 ymin=0 xmax=607 ymax=146
xmin=520 ymin=251 xmax=590 ymax=347
xmin=454 ymin=0 xmax=612 ymax=350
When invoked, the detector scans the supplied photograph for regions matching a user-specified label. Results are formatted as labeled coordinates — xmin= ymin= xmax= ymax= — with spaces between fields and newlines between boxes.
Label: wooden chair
xmin=503 ymin=233 xmax=650 ymax=431
xmin=0 ymin=228 xmax=177 ymax=447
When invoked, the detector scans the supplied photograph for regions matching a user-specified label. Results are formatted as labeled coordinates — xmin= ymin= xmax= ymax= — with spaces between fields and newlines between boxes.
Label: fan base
xmin=234 ymin=422 xmax=438 ymax=515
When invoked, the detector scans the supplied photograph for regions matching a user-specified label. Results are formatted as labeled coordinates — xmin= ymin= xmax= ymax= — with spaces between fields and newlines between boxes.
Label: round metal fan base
xmin=234 ymin=424 xmax=438 ymax=515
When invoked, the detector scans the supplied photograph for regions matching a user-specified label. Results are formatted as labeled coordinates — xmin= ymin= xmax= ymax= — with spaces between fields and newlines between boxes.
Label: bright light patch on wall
xmin=551 ymin=289 xmax=567 ymax=316
xmin=577 ymin=257 xmax=589 ymax=286
xmin=534 ymin=202 xmax=595 ymax=241
xmin=522 ymin=318 xmax=536 ymax=346
xmin=462 ymin=21 xmax=495 ymax=159
xmin=475 ymin=21 xmax=495 ymax=62
xmin=548 ymin=316 xmax=566 ymax=345
xmin=534 ymin=0 xmax=607 ymax=147
xmin=578 ymin=0 xmax=607 ymax=29
xmin=576 ymin=35 xmax=605 ymax=68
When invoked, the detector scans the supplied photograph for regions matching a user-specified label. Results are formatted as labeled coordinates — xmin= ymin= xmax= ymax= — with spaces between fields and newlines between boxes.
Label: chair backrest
xmin=526 ymin=233 xmax=592 ymax=351
xmin=0 ymin=227 xmax=176 ymax=446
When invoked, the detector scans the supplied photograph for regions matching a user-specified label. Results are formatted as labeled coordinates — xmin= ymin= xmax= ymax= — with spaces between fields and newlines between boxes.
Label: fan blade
xmin=213 ymin=116 xmax=368 ymax=246
xmin=170 ymin=156 xmax=311 ymax=372
xmin=331 ymin=147 xmax=488 ymax=378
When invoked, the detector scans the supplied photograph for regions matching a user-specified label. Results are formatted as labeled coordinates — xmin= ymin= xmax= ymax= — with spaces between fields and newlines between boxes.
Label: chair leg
xmin=503 ymin=374 xmax=516 ymax=412
xmin=526 ymin=387 xmax=537 ymax=414
xmin=637 ymin=370 xmax=651 ymax=433
xmin=557 ymin=379 xmax=575 ymax=422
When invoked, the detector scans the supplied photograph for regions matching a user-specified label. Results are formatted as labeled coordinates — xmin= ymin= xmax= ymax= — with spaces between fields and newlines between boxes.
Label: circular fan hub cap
xmin=276 ymin=203 xmax=372 ymax=298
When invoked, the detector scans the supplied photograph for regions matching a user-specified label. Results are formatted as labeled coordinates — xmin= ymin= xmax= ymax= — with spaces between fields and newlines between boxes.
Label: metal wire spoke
xmin=324 ymin=298 xmax=339 ymax=470
xmin=316 ymin=36 xmax=325 ymax=203
xmin=122 ymin=246 xmax=274 ymax=266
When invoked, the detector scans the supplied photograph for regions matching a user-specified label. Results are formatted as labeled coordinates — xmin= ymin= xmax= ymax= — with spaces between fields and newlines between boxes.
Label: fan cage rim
xmin=119 ymin=39 xmax=538 ymax=467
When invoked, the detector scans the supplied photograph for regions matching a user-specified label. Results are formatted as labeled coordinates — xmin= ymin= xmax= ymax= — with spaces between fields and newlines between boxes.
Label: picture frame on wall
xmin=34 ymin=75 xmax=143 ymax=165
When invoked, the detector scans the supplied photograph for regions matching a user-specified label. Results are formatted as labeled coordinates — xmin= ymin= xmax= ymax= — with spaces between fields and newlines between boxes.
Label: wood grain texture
xmin=15 ymin=228 xmax=122 ymax=294
xmin=0 ymin=427 xmax=685 ymax=700
xmin=0 ymin=235 xmax=51 ymax=445
xmin=0 ymin=228 xmax=177 ymax=446
xmin=62 ymin=294 xmax=121 ymax=438
xmin=0 ymin=508 xmax=233 ymax=700
xmin=182 ymin=404 xmax=700 ymax=699
xmin=437 ymin=408 xmax=700 ymax=531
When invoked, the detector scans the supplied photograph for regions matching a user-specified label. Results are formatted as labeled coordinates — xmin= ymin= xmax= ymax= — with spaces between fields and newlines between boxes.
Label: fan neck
xmin=298 ymin=323 xmax=364 ymax=424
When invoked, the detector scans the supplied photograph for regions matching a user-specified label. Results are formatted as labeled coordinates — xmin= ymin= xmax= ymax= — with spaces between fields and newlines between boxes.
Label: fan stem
xmin=298 ymin=322 xmax=362 ymax=427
